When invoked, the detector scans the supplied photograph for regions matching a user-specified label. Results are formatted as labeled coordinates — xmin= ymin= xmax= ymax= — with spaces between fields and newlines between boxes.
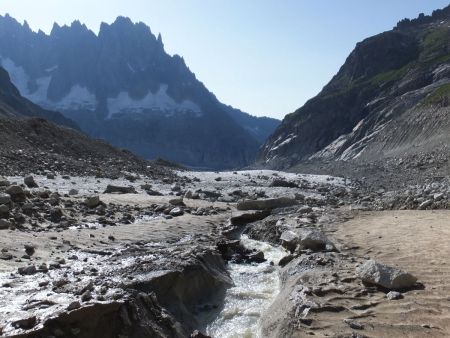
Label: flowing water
xmin=203 ymin=235 xmax=287 ymax=338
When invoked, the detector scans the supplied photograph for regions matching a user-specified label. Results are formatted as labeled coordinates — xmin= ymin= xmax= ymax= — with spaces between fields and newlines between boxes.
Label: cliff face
xmin=0 ymin=15 xmax=279 ymax=169
xmin=260 ymin=6 xmax=450 ymax=169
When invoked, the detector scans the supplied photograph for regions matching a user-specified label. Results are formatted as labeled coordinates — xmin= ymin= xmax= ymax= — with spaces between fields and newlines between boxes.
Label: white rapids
xmin=203 ymin=235 xmax=287 ymax=338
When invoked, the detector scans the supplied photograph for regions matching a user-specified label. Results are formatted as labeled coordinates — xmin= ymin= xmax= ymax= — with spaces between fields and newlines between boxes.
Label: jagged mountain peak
xmin=0 ymin=14 xmax=280 ymax=169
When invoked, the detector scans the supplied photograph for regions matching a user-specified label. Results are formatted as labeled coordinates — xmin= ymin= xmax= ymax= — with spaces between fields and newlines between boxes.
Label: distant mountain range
xmin=0 ymin=14 xmax=279 ymax=169
xmin=260 ymin=5 xmax=450 ymax=169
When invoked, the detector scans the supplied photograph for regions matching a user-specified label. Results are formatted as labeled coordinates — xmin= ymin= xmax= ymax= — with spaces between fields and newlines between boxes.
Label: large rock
xmin=104 ymin=185 xmax=137 ymax=194
xmin=0 ymin=177 xmax=9 ymax=186
xmin=237 ymin=197 xmax=298 ymax=211
xmin=169 ymin=207 xmax=184 ymax=217
xmin=270 ymin=179 xmax=299 ymax=188
xmin=0 ymin=219 xmax=11 ymax=229
xmin=24 ymin=175 xmax=38 ymax=188
xmin=85 ymin=196 xmax=101 ymax=208
xmin=169 ymin=198 xmax=185 ymax=206
xmin=356 ymin=260 xmax=417 ymax=290
xmin=230 ymin=209 xmax=270 ymax=226
xmin=298 ymin=229 xmax=332 ymax=251
xmin=280 ymin=230 xmax=300 ymax=252
xmin=280 ymin=228 xmax=333 ymax=252
xmin=6 ymin=185 xmax=26 ymax=202
xmin=0 ymin=193 xmax=11 ymax=205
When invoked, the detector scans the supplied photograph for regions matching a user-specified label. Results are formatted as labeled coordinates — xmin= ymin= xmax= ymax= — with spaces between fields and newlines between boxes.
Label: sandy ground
xmin=332 ymin=210 xmax=450 ymax=338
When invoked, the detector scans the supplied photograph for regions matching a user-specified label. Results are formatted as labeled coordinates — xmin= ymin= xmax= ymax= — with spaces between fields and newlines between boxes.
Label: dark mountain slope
xmin=0 ymin=67 xmax=78 ymax=129
xmin=0 ymin=65 xmax=171 ymax=178
xmin=0 ymin=15 xmax=279 ymax=169
xmin=260 ymin=6 xmax=450 ymax=172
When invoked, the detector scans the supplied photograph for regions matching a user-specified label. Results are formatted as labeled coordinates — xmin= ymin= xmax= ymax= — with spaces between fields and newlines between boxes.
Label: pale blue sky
xmin=1 ymin=1 xmax=449 ymax=119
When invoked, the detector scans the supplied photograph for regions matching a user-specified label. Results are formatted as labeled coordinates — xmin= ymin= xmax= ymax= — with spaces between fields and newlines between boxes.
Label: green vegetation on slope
xmin=423 ymin=83 xmax=450 ymax=106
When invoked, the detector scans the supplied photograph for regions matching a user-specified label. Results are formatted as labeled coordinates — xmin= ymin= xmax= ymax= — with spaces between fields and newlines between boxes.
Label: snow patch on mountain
xmin=53 ymin=85 xmax=97 ymax=111
xmin=106 ymin=84 xmax=202 ymax=118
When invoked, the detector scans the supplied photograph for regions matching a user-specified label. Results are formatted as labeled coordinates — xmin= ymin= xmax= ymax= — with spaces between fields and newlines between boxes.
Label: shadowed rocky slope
xmin=0 ymin=67 xmax=77 ymax=129
xmin=0 ymin=67 xmax=171 ymax=179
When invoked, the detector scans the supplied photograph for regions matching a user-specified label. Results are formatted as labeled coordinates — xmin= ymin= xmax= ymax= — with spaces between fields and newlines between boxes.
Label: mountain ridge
xmin=0 ymin=14 xmax=280 ymax=169
xmin=259 ymin=5 xmax=450 ymax=173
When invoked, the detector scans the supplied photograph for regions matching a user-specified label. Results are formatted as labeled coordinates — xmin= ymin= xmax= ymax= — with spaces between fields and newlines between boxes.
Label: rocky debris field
xmin=0 ymin=118 xmax=174 ymax=179
xmin=0 ymin=168 xmax=447 ymax=337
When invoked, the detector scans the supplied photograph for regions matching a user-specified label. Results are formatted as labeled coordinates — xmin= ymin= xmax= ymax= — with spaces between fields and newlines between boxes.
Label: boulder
xmin=68 ymin=189 xmax=79 ymax=196
xmin=169 ymin=207 xmax=184 ymax=217
xmin=230 ymin=210 xmax=270 ymax=226
xmin=18 ymin=265 xmax=37 ymax=275
xmin=0 ymin=177 xmax=9 ymax=186
xmin=0 ymin=193 xmax=11 ymax=205
xmin=104 ymin=185 xmax=137 ymax=194
xmin=169 ymin=198 xmax=185 ymax=206
xmin=270 ymin=179 xmax=299 ymax=188
xmin=24 ymin=175 xmax=38 ymax=188
xmin=85 ymin=196 xmax=101 ymax=208
xmin=0 ymin=219 xmax=11 ymax=229
xmin=298 ymin=229 xmax=332 ymax=251
xmin=6 ymin=185 xmax=26 ymax=202
xmin=356 ymin=260 xmax=417 ymax=289
xmin=12 ymin=316 xmax=37 ymax=330
xmin=280 ymin=228 xmax=333 ymax=252
xmin=0 ymin=204 xmax=9 ymax=214
xmin=50 ymin=207 xmax=64 ymax=223
xmin=146 ymin=189 xmax=163 ymax=196
xmin=386 ymin=291 xmax=403 ymax=300
xmin=280 ymin=230 xmax=300 ymax=252
xmin=237 ymin=197 xmax=298 ymax=211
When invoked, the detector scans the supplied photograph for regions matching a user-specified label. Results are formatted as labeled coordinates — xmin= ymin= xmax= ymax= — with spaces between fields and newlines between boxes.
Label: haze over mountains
xmin=0 ymin=14 xmax=279 ymax=169
xmin=260 ymin=6 xmax=450 ymax=174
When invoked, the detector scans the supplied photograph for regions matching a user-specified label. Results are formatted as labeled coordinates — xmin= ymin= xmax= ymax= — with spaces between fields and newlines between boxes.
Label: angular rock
xmin=0 ymin=219 xmax=11 ymax=230
xmin=386 ymin=291 xmax=403 ymax=300
xmin=50 ymin=207 xmax=64 ymax=223
xmin=67 ymin=301 xmax=81 ymax=311
xmin=169 ymin=207 xmax=184 ymax=217
xmin=85 ymin=196 xmax=101 ymax=208
xmin=237 ymin=197 xmax=298 ymax=211
xmin=230 ymin=209 xmax=270 ymax=226
xmin=280 ymin=230 xmax=300 ymax=253
xmin=18 ymin=265 xmax=37 ymax=275
xmin=6 ymin=185 xmax=26 ymax=202
xmin=169 ymin=198 xmax=185 ymax=206
xmin=0 ymin=177 xmax=9 ymax=186
xmin=298 ymin=229 xmax=332 ymax=251
xmin=270 ymin=179 xmax=298 ymax=188
xmin=12 ymin=316 xmax=37 ymax=329
xmin=68 ymin=189 xmax=79 ymax=196
xmin=0 ymin=204 xmax=8 ymax=214
xmin=0 ymin=193 xmax=11 ymax=205
xmin=24 ymin=175 xmax=38 ymax=188
xmin=356 ymin=260 xmax=417 ymax=290
xmin=104 ymin=185 xmax=137 ymax=194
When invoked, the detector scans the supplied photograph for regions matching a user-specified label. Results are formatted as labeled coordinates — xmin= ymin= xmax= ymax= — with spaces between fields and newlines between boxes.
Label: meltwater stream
xmin=203 ymin=235 xmax=287 ymax=338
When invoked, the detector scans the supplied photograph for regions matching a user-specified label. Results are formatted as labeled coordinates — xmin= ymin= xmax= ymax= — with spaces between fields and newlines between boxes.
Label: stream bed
xmin=201 ymin=235 xmax=287 ymax=338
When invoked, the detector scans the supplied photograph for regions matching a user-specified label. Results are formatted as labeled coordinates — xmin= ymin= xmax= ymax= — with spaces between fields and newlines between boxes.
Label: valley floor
xmin=333 ymin=210 xmax=450 ymax=337
xmin=0 ymin=169 xmax=449 ymax=337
